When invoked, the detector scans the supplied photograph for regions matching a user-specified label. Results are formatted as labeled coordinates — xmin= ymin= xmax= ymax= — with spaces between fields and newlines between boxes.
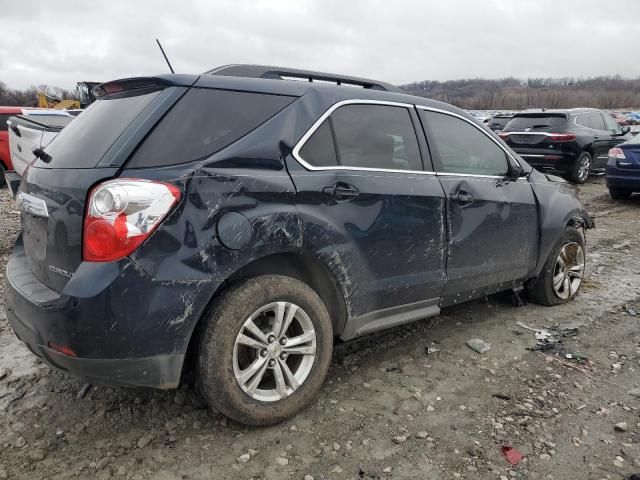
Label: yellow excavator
xmin=37 ymin=81 xmax=101 ymax=110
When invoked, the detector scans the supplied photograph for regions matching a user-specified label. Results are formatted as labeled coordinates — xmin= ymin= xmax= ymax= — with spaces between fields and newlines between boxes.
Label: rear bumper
xmin=514 ymin=150 xmax=577 ymax=174
xmin=4 ymin=241 xmax=209 ymax=389
xmin=606 ymin=162 xmax=640 ymax=191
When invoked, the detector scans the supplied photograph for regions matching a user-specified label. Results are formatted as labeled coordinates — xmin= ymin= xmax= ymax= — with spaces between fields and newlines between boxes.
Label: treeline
xmin=0 ymin=81 xmax=77 ymax=107
xmin=400 ymin=76 xmax=640 ymax=110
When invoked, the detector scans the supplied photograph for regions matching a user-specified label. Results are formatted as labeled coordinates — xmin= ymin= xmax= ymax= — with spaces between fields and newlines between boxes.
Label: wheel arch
xmin=181 ymin=252 xmax=348 ymax=381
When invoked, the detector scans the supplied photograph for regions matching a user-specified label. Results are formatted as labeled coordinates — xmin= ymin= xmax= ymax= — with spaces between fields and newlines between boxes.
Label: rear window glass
xmin=503 ymin=115 xmax=567 ymax=131
xmin=42 ymin=88 xmax=161 ymax=168
xmin=129 ymin=88 xmax=294 ymax=167
xmin=0 ymin=114 xmax=10 ymax=132
xmin=299 ymin=120 xmax=338 ymax=167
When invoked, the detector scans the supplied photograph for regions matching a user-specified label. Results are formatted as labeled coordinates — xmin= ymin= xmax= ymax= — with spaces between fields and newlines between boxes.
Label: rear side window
xmin=331 ymin=104 xmax=422 ymax=171
xmin=129 ymin=89 xmax=294 ymax=167
xmin=299 ymin=120 xmax=338 ymax=167
xmin=43 ymin=88 xmax=162 ymax=168
xmin=0 ymin=114 xmax=11 ymax=132
xmin=504 ymin=115 xmax=567 ymax=131
xmin=421 ymin=110 xmax=509 ymax=176
xmin=296 ymin=104 xmax=423 ymax=171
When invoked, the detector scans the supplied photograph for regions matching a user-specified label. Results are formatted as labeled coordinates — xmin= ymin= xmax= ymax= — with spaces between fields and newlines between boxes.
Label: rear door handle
xmin=450 ymin=190 xmax=474 ymax=205
xmin=323 ymin=183 xmax=360 ymax=201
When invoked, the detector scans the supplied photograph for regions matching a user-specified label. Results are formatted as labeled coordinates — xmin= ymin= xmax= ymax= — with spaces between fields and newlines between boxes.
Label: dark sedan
xmin=606 ymin=133 xmax=640 ymax=199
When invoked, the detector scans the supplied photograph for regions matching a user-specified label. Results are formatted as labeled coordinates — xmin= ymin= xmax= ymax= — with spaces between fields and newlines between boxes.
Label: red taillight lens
xmin=83 ymin=179 xmax=181 ymax=262
xmin=47 ymin=342 xmax=77 ymax=357
xmin=608 ymin=147 xmax=626 ymax=159
xmin=548 ymin=133 xmax=576 ymax=142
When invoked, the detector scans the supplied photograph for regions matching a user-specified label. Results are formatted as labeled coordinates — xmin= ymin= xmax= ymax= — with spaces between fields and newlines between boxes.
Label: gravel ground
xmin=0 ymin=177 xmax=639 ymax=480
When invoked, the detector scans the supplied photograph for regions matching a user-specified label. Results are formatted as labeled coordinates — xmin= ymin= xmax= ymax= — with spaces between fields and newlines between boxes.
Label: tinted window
xmin=504 ymin=115 xmax=567 ymax=131
xmin=421 ymin=110 xmax=509 ymax=176
xmin=574 ymin=113 xmax=592 ymax=129
xmin=0 ymin=114 xmax=10 ymax=132
xmin=130 ymin=88 xmax=294 ymax=167
xmin=330 ymin=104 xmax=422 ymax=171
xmin=299 ymin=120 xmax=338 ymax=167
xmin=589 ymin=112 xmax=606 ymax=131
xmin=603 ymin=113 xmax=621 ymax=132
xmin=42 ymin=88 xmax=161 ymax=168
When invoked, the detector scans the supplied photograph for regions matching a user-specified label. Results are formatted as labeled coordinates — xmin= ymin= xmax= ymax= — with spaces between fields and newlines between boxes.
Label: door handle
xmin=450 ymin=190 xmax=474 ymax=205
xmin=323 ymin=183 xmax=360 ymax=201
xmin=594 ymin=136 xmax=599 ymax=140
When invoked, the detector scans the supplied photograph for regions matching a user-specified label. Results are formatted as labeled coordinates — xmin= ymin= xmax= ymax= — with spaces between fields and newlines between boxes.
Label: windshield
xmin=503 ymin=114 xmax=567 ymax=132
xmin=40 ymin=88 xmax=162 ymax=168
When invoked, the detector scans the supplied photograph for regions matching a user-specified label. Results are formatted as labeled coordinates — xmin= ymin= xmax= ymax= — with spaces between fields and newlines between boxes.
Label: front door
xmin=418 ymin=108 xmax=539 ymax=304
xmin=287 ymin=101 xmax=447 ymax=326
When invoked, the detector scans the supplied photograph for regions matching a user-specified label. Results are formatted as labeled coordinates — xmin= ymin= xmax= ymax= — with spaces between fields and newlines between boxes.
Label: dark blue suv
xmin=5 ymin=65 xmax=593 ymax=425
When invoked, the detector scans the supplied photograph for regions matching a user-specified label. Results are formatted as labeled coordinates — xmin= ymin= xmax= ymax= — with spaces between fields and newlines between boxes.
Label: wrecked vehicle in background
xmin=4 ymin=65 xmax=593 ymax=426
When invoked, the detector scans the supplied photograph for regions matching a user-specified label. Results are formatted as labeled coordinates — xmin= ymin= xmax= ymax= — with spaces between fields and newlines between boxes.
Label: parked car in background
xmin=500 ymin=108 xmax=631 ymax=184
xmin=626 ymin=112 xmax=640 ymax=125
xmin=606 ymin=132 xmax=640 ymax=199
xmin=610 ymin=112 xmax=630 ymax=126
xmin=7 ymin=114 xmax=75 ymax=177
xmin=5 ymin=65 xmax=593 ymax=426
xmin=487 ymin=114 xmax=513 ymax=132
xmin=1 ymin=107 xmax=74 ymax=193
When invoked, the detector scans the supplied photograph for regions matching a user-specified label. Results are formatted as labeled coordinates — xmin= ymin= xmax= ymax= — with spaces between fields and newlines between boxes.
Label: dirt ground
xmin=0 ymin=176 xmax=639 ymax=480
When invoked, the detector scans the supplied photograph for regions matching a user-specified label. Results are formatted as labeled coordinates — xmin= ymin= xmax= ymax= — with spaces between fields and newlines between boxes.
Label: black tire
xmin=609 ymin=187 xmax=632 ymax=200
xmin=570 ymin=151 xmax=591 ymax=184
xmin=0 ymin=164 xmax=6 ymax=188
xmin=197 ymin=275 xmax=333 ymax=426
xmin=527 ymin=226 xmax=586 ymax=306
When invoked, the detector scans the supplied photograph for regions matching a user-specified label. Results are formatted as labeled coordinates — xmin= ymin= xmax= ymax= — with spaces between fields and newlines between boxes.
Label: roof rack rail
xmin=204 ymin=64 xmax=400 ymax=93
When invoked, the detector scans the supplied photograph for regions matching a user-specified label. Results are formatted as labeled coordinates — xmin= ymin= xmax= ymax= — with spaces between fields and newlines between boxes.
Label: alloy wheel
xmin=552 ymin=242 xmax=585 ymax=300
xmin=232 ymin=302 xmax=317 ymax=402
xmin=578 ymin=155 xmax=591 ymax=182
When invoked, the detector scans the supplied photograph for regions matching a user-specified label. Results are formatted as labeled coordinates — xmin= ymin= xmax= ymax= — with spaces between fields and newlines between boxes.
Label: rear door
xmin=287 ymin=100 xmax=447 ymax=323
xmin=418 ymin=108 xmax=539 ymax=304
xmin=588 ymin=112 xmax=613 ymax=169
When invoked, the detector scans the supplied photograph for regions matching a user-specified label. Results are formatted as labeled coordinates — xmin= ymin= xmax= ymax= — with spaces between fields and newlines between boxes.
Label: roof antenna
xmin=156 ymin=38 xmax=175 ymax=73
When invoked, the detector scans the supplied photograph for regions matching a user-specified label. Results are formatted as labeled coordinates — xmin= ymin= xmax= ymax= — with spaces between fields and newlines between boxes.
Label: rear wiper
xmin=33 ymin=147 xmax=52 ymax=163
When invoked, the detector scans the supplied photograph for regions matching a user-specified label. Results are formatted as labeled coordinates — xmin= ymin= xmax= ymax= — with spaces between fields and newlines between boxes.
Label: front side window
xmin=421 ymin=110 xmax=509 ymax=176
xmin=603 ymin=113 xmax=621 ymax=133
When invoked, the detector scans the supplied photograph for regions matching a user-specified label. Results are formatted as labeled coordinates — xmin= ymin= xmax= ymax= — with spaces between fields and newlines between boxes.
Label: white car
xmin=7 ymin=111 xmax=75 ymax=177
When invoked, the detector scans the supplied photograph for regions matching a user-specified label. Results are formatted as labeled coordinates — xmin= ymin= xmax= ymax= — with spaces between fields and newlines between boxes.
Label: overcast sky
xmin=1 ymin=0 xmax=639 ymax=90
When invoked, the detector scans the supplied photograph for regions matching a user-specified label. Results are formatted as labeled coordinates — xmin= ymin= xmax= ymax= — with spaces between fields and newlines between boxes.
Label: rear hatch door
xmin=18 ymin=81 xmax=189 ymax=293
xmin=500 ymin=113 xmax=568 ymax=148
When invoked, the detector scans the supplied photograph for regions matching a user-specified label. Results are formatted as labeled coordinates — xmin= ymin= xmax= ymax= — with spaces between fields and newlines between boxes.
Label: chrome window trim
xmin=291 ymin=99 xmax=435 ymax=175
xmin=501 ymin=131 xmax=554 ymax=136
xmin=416 ymin=105 xmax=523 ymax=176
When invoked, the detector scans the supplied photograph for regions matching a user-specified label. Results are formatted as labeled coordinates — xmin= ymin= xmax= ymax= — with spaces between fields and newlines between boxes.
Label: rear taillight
xmin=83 ymin=179 xmax=181 ymax=262
xmin=548 ymin=133 xmax=576 ymax=142
xmin=498 ymin=132 xmax=509 ymax=139
xmin=608 ymin=147 xmax=626 ymax=159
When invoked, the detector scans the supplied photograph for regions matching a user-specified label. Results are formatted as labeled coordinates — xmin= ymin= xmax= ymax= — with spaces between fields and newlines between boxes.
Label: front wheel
xmin=527 ymin=226 xmax=586 ymax=305
xmin=570 ymin=152 xmax=592 ymax=184
xmin=197 ymin=275 xmax=333 ymax=425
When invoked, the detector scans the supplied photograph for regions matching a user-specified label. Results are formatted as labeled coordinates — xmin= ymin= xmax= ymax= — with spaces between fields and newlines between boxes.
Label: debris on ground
xmin=466 ymin=338 xmax=491 ymax=354
xmin=501 ymin=446 xmax=524 ymax=465
xmin=516 ymin=321 xmax=579 ymax=354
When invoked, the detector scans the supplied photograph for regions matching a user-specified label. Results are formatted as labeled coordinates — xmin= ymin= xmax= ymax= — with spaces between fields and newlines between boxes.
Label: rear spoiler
xmin=93 ymin=75 xmax=199 ymax=99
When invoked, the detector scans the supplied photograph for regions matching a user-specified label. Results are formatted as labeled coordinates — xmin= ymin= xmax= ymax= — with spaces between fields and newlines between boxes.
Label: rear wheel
xmin=527 ymin=226 xmax=586 ymax=305
xmin=609 ymin=187 xmax=632 ymax=200
xmin=197 ymin=275 xmax=333 ymax=425
xmin=570 ymin=151 xmax=591 ymax=184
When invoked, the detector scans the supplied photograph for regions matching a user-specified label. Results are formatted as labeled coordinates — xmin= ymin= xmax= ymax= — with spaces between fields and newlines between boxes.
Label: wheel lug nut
xmin=260 ymin=349 xmax=268 ymax=357
xmin=279 ymin=337 xmax=287 ymax=345
xmin=268 ymin=359 xmax=276 ymax=367
xmin=280 ymin=353 xmax=287 ymax=360
xmin=268 ymin=335 xmax=276 ymax=343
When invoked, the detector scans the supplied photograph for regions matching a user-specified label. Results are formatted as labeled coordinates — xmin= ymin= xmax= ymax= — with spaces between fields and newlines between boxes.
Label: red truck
xmin=0 ymin=106 xmax=22 ymax=187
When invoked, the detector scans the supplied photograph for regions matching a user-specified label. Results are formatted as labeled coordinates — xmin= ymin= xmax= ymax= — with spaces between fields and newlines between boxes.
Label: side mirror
xmin=509 ymin=164 xmax=527 ymax=180
xmin=621 ymin=126 xmax=631 ymax=135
